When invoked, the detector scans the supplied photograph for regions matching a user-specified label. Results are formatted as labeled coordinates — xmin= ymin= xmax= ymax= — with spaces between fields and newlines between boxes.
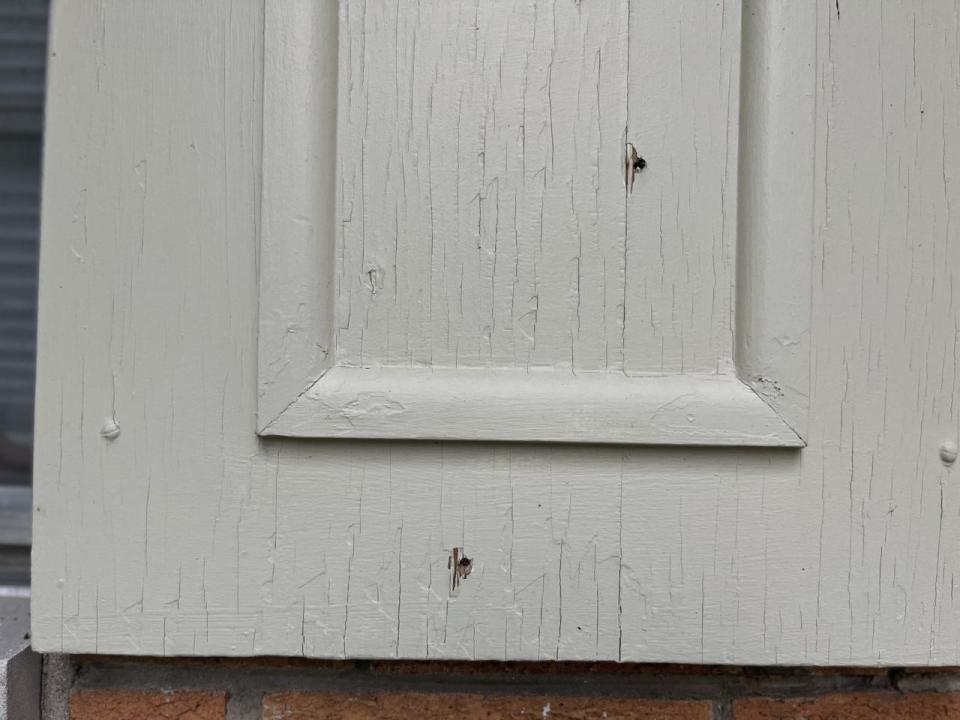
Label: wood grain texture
xmin=31 ymin=0 xmax=960 ymax=665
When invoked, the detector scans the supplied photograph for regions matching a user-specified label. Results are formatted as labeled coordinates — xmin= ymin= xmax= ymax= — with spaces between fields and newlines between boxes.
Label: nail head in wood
xmin=100 ymin=418 xmax=120 ymax=441
xmin=940 ymin=440 xmax=958 ymax=465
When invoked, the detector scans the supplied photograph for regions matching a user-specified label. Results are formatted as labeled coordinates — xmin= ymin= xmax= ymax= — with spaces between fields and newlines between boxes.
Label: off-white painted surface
xmin=265 ymin=367 xmax=803 ymax=446
xmin=258 ymin=0 xmax=803 ymax=445
xmin=334 ymin=0 xmax=733 ymax=374
xmin=32 ymin=0 xmax=960 ymax=664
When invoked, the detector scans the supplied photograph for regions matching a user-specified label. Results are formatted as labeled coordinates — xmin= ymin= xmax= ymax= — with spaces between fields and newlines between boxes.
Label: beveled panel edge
xmin=260 ymin=367 xmax=804 ymax=447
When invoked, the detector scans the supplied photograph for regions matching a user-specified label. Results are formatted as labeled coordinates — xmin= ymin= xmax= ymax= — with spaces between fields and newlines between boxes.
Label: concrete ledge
xmin=0 ymin=593 xmax=39 ymax=720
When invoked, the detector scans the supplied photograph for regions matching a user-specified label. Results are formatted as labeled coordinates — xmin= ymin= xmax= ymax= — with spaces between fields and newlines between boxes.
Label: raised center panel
xmin=257 ymin=0 xmax=804 ymax=446
xmin=337 ymin=0 xmax=732 ymax=376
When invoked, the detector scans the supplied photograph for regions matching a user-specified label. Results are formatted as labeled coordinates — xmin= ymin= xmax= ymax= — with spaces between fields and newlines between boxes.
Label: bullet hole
xmin=449 ymin=547 xmax=473 ymax=593
xmin=625 ymin=142 xmax=646 ymax=194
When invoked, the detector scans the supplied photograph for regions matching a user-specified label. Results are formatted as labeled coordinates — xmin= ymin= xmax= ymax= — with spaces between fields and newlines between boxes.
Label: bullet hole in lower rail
xmin=449 ymin=546 xmax=473 ymax=594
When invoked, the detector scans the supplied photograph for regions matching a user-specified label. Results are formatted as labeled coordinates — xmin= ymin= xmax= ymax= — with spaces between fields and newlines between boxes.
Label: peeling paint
xmin=339 ymin=394 xmax=405 ymax=419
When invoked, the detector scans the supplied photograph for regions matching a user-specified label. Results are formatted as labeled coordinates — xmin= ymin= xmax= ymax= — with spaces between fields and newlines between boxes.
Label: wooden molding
xmin=260 ymin=366 xmax=803 ymax=446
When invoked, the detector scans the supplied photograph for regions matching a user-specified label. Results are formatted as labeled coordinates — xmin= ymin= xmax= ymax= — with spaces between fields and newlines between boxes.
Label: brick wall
xmin=43 ymin=657 xmax=960 ymax=719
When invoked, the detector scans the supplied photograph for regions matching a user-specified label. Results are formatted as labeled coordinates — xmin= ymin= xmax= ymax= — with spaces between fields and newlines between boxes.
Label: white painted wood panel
xmin=333 ymin=0 xmax=737 ymax=375
xmin=622 ymin=0 xmax=739 ymax=376
xmin=259 ymin=0 xmax=802 ymax=445
xmin=30 ymin=0 xmax=960 ymax=665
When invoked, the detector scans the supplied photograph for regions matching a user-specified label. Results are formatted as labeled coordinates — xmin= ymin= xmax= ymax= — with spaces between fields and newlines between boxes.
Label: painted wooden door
xmin=31 ymin=0 xmax=960 ymax=665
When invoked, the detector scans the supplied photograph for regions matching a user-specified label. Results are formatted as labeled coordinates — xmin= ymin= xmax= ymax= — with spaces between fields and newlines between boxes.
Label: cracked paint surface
xmin=335 ymin=0 xmax=736 ymax=377
xmin=29 ymin=0 xmax=960 ymax=667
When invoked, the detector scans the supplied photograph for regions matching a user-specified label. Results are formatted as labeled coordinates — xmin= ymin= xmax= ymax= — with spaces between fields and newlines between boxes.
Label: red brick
xmin=70 ymin=689 xmax=227 ymax=720
xmin=262 ymin=691 xmax=712 ymax=719
xmin=734 ymin=692 xmax=960 ymax=719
